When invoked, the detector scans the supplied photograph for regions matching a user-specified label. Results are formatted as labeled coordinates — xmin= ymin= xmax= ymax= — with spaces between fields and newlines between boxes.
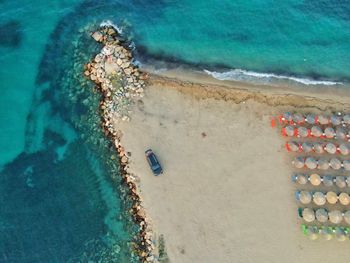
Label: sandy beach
xmin=115 ymin=71 xmax=350 ymax=263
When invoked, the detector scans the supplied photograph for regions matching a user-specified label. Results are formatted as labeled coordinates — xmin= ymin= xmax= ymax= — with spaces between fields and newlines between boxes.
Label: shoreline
xmin=84 ymin=25 xmax=350 ymax=263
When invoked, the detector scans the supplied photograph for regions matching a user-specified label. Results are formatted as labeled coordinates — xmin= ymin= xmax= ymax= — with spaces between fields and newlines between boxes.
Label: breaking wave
xmin=204 ymin=69 xmax=342 ymax=86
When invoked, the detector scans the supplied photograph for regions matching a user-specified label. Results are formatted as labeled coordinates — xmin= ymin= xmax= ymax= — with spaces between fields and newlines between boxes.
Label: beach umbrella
xmin=339 ymin=144 xmax=350 ymax=155
xmin=330 ymin=158 xmax=341 ymax=170
xmin=318 ymin=114 xmax=329 ymax=125
xmin=311 ymin=126 xmax=323 ymax=137
xmin=323 ymin=176 xmax=334 ymax=187
xmin=292 ymin=113 xmax=304 ymax=124
xmin=329 ymin=210 xmax=343 ymax=224
xmin=283 ymin=112 xmax=293 ymax=122
xmin=325 ymin=127 xmax=335 ymax=138
xmin=331 ymin=115 xmax=342 ymax=126
xmin=306 ymin=226 xmax=319 ymax=240
xmin=287 ymin=141 xmax=299 ymax=152
xmin=313 ymin=143 xmax=325 ymax=154
xmin=335 ymin=228 xmax=347 ymax=241
xmin=295 ymin=174 xmax=308 ymax=185
xmin=325 ymin=143 xmax=337 ymax=154
xmin=343 ymin=114 xmax=350 ymax=125
xmin=318 ymin=158 xmax=329 ymax=170
xmin=306 ymin=114 xmax=316 ymax=124
xmin=305 ymin=157 xmax=317 ymax=169
xmin=313 ymin=192 xmax=326 ymax=206
xmin=344 ymin=211 xmax=350 ymax=225
xmin=319 ymin=227 xmax=333 ymax=240
xmin=336 ymin=127 xmax=347 ymax=140
xmin=298 ymin=126 xmax=309 ymax=138
xmin=302 ymin=208 xmax=315 ymax=223
xmin=326 ymin=191 xmax=338 ymax=204
xmin=285 ymin=126 xmax=295 ymax=137
xmin=343 ymin=160 xmax=350 ymax=171
xmin=339 ymin=193 xmax=350 ymax=206
xmin=302 ymin=142 xmax=313 ymax=153
xmin=297 ymin=191 xmax=312 ymax=205
xmin=315 ymin=209 xmax=328 ymax=223
xmin=310 ymin=174 xmax=321 ymax=186
xmin=293 ymin=157 xmax=305 ymax=169
xmin=335 ymin=176 xmax=347 ymax=188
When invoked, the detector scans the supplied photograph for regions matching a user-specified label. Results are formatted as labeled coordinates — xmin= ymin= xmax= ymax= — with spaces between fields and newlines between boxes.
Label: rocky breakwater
xmin=85 ymin=26 xmax=155 ymax=263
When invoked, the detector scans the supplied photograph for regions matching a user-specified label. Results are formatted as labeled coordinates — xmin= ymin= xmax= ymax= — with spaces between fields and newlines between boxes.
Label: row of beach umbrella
xmin=279 ymin=112 xmax=350 ymax=126
xmin=282 ymin=125 xmax=350 ymax=140
xmin=293 ymin=156 xmax=350 ymax=170
xmin=299 ymin=207 xmax=350 ymax=224
xmin=302 ymin=225 xmax=350 ymax=241
xmin=286 ymin=141 xmax=350 ymax=155
xmin=296 ymin=190 xmax=350 ymax=206
xmin=293 ymin=173 xmax=350 ymax=188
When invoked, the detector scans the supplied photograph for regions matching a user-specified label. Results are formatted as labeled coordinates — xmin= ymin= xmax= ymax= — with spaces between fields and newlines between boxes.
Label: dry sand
xmin=115 ymin=72 xmax=350 ymax=263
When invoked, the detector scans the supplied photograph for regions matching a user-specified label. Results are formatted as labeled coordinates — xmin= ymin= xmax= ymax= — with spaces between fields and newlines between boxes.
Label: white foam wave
xmin=99 ymin=20 xmax=122 ymax=34
xmin=204 ymin=69 xmax=341 ymax=86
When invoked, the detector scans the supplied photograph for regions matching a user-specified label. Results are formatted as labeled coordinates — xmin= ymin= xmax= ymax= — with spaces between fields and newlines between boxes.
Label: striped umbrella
xmin=339 ymin=144 xmax=350 ymax=155
xmin=313 ymin=192 xmax=326 ymax=206
xmin=339 ymin=193 xmax=350 ymax=206
xmin=293 ymin=157 xmax=305 ymax=169
xmin=344 ymin=211 xmax=350 ymax=224
xmin=329 ymin=210 xmax=343 ymax=224
xmin=310 ymin=174 xmax=322 ymax=186
xmin=326 ymin=191 xmax=338 ymax=204
xmin=325 ymin=127 xmax=335 ymax=138
xmin=283 ymin=112 xmax=293 ymax=122
xmin=295 ymin=174 xmax=308 ymax=185
xmin=287 ymin=141 xmax=299 ymax=152
xmin=335 ymin=176 xmax=347 ymax=188
xmin=293 ymin=113 xmax=304 ymax=124
xmin=315 ymin=209 xmax=328 ymax=223
xmin=318 ymin=115 xmax=329 ymax=125
xmin=305 ymin=157 xmax=317 ymax=169
xmin=331 ymin=115 xmax=342 ymax=126
xmin=302 ymin=142 xmax=313 ymax=153
xmin=285 ymin=126 xmax=295 ymax=137
xmin=298 ymin=126 xmax=309 ymax=138
xmin=343 ymin=114 xmax=350 ymax=125
xmin=325 ymin=143 xmax=337 ymax=154
xmin=343 ymin=160 xmax=350 ymax=171
xmin=302 ymin=208 xmax=315 ymax=223
xmin=306 ymin=226 xmax=319 ymax=240
xmin=311 ymin=126 xmax=323 ymax=137
xmin=313 ymin=143 xmax=324 ymax=154
xmin=306 ymin=114 xmax=316 ymax=124
xmin=297 ymin=191 xmax=312 ymax=205
xmin=335 ymin=228 xmax=347 ymax=241
xmin=336 ymin=127 xmax=347 ymax=140
xmin=330 ymin=158 xmax=341 ymax=170
xmin=319 ymin=227 xmax=333 ymax=240
xmin=323 ymin=176 xmax=334 ymax=187
xmin=318 ymin=158 xmax=329 ymax=170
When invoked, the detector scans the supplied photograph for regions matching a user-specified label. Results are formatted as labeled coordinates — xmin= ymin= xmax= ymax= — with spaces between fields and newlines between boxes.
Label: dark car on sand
xmin=145 ymin=149 xmax=163 ymax=175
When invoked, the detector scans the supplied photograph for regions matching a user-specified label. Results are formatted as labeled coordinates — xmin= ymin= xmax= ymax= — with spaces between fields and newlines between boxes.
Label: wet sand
xmin=115 ymin=71 xmax=350 ymax=263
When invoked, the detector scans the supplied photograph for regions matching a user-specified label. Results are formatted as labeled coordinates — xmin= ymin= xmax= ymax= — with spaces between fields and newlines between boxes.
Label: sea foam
xmin=204 ymin=69 xmax=342 ymax=86
xmin=100 ymin=20 xmax=122 ymax=34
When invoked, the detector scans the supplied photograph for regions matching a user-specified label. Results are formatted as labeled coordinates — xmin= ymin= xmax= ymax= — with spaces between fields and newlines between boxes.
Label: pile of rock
xmin=85 ymin=26 xmax=155 ymax=262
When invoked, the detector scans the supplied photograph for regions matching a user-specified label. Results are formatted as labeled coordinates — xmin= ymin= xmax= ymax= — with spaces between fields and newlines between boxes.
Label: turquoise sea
xmin=0 ymin=0 xmax=349 ymax=261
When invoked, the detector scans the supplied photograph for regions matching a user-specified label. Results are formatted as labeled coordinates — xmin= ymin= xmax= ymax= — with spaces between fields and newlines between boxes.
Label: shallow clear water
xmin=0 ymin=0 xmax=349 ymax=262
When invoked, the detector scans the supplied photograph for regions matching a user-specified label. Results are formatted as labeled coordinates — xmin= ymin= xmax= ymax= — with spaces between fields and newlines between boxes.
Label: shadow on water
xmin=0 ymin=0 xmax=152 ymax=262
xmin=0 ymin=21 xmax=22 ymax=48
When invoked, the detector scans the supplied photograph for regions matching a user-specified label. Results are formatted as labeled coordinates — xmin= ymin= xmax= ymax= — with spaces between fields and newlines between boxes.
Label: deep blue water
xmin=0 ymin=0 xmax=349 ymax=262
